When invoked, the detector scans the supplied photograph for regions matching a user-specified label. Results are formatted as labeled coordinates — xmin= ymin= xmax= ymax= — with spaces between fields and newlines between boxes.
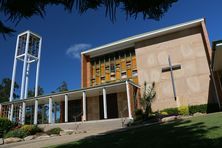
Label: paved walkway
xmin=0 ymin=121 xmax=157 ymax=148
xmin=0 ymin=118 xmax=128 ymax=148
xmin=0 ymin=129 xmax=108 ymax=148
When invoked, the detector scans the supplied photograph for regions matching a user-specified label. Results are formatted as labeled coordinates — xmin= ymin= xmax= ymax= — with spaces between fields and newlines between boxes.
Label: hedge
xmin=189 ymin=103 xmax=219 ymax=114
xmin=160 ymin=108 xmax=178 ymax=115
xmin=20 ymin=125 xmax=43 ymax=135
xmin=4 ymin=128 xmax=29 ymax=138
xmin=178 ymin=106 xmax=189 ymax=115
xmin=160 ymin=103 xmax=220 ymax=115
xmin=0 ymin=117 xmax=15 ymax=132
xmin=188 ymin=104 xmax=207 ymax=114
xmin=46 ymin=127 xmax=62 ymax=135
xmin=206 ymin=103 xmax=220 ymax=113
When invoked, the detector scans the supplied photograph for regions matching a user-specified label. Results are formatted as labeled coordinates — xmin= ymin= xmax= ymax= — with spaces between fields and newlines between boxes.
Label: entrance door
xmin=99 ymin=96 xmax=104 ymax=119
xmin=99 ymin=93 xmax=118 ymax=119
xmin=68 ymin=99 xmax=82 ymax=122
xmin=107 ymin=93 xmax=118 ymax=119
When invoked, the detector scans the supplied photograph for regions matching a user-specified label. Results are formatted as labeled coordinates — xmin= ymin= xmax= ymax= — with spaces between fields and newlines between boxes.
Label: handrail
xmin=72 ymin=112 xmax=83 ymax=122
xmin=72 ymin=112 xmax=83 ymax=132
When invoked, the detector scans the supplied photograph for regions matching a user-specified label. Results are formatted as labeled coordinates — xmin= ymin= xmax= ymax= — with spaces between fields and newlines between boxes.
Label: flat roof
xmin=81 ymin=18 xmax=205 ymax=57
xmin=1 ymin=80 xmax=140 ymax=105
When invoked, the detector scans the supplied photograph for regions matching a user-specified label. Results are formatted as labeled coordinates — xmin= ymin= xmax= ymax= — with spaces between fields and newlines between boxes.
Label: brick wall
xmin=87 ymin=96 xmax=100 ymax=120
xmin=135 ymin=25 xmax=214 ymax=111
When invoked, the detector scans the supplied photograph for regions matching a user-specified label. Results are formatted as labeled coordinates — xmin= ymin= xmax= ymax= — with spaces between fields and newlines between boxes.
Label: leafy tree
xmin=0 ymin=0 xmax=177 ymax=37
xmin=53 ymin=81 xmax=68 ymax=123
xmin=26 ymin=86 xmax=45 ymax=123
xmin=141 ymin=81 xmax=156 ymax=118
xmin=0 ymin=78 xmax=19 ymax=103
xmin=56 ymin=81 xmax=68 ymax=92
xmin=28 ymin=86 xmax=44 ymax=97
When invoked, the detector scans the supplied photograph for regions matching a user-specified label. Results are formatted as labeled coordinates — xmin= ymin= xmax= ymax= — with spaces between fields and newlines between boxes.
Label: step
xmin=39 ymin=118 xmax=132 ymax=133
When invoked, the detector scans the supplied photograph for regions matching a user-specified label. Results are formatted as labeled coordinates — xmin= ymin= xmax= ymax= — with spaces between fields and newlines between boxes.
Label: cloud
xmin=66 ymin=43 xmax=91 ymax=59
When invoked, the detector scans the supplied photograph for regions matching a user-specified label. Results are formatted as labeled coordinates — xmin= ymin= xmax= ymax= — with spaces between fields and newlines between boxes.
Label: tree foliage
xmin=56 ymin=81 xmax=68 ymax=92
xmin=0 ymin=78 xmax=19 ymax=103
xmin=141 ymin=81 xmax=156 ymax=117
xmin=0 ymin=0 xmax=178 ymax=37
xmin=28 ymin=86 xmax=44 ymax=97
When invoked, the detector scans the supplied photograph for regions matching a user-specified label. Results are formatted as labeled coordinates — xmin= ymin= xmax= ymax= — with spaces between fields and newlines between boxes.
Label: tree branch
xmin=0 ymin=0 xmax=178 ymax=36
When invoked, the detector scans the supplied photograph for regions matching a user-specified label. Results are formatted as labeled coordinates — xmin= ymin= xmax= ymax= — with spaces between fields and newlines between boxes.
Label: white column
xmin=10 ymin=36 xmax=19 ymax=102
xmin=48 ymin=97 xmax=52 ymax=124
xmin=126 ymin=80 xmax=132 ymax=119
xmin=103 ymin=88 xmax=107 ymax=119
xmin=24 ymin=61 xmax=30 ymax=99
xmin=10 ymin=104 xmax=14 ymax=121
xmin=65 ymin=94 xmax=68 ymax=123
xmin=19 ymin=104 xmax=22 ymax=123
xmin=35 ymin=38 xmax=42 ymax=97
xmin=34 ymin=99 xmax=38 ymax=124
xmin=54 ymin=102 xmax=56 ymax=123
xmin=82 ymin=91 xmax=86 ymax=121
xmin=20 ymin=33 xmax=30 ymax=100
xmin=21 ymin=102 xmax=26 ymax=124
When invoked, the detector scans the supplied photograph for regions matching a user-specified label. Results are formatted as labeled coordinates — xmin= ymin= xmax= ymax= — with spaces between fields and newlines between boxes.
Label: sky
xmin=0 ymin=0 xmax=222 ymax=96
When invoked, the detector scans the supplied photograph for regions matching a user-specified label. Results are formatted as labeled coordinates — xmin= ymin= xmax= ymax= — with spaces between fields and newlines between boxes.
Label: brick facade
xmin=135 ymin=25 xmax=216 ymax=111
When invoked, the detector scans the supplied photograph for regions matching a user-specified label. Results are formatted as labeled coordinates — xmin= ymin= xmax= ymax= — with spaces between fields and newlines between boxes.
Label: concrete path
xmin=0 ymin=129 xmax=108 ymax=148
xmin=0 ymin=121 xmax=157 ymax=148
xmin=0 ymin=118 xmax=129 ymax=148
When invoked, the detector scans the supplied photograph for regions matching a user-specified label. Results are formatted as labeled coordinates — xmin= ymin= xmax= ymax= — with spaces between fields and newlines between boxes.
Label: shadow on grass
xmin=54 ymin=118 xmax=222 ymax=148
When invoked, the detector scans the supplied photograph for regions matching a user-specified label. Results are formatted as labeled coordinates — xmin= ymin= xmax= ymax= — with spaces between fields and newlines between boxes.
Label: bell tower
xmin=9 ymin=30 xmax=42 ymax=101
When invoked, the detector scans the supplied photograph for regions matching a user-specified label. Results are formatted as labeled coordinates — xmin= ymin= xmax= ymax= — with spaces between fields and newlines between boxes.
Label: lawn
xmin=53 ymin=112 xmax=222 ymax=148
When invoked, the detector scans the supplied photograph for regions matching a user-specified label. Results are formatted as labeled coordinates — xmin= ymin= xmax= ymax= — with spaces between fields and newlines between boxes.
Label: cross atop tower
xmin=10 ymin=30 xmax=42 ymax=101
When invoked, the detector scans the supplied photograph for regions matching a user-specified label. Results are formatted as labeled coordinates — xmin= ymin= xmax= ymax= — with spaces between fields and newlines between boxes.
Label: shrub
xmin=207 ymin=103 xmax=220 ymax=113
xmin=21 ymin=125 xmax=42 ymax=135
xmin=0 ymin=117 xmax=15 ymax=132
xmin=188 ymin=104 xmax=219 ymax=114
xmin=134 ymin=109 xmax=144 ymax=121
xmin=140 ymin=82 xmax=156 ymax=117
xmin=135 ymin=109 xmax=143 ymax=116
xmin=178 ymin=106 xmax=189 ymax=115
xmin=160 ymin=111 xmax=168 ymax=116
xmin=161 ymin=108 xmax=178 ymax=115
xmin=189 ymin=104 xmax=207 ymax=115
xmin=4 ymin=129 xmax=28 ymax=138
xmin=46 ymin=127 xmax=62 ymax=135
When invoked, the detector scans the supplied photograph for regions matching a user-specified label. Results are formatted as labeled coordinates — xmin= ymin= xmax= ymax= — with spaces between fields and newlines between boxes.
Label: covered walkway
xmin=0 ymin=80 xmax=140 ymax=125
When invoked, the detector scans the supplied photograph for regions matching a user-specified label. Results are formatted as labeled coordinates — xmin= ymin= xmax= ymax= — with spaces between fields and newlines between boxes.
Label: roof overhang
xmin=212 ymin=40 xmax=222 ymax=71
xmin=0 ymin=80 xmax=140 ymax=105
xmin=81 ymin=18 xmax=205 ymax=58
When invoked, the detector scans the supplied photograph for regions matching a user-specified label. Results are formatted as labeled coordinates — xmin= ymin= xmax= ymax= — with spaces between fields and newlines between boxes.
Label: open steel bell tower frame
xmin=9 ymin=30 xmax=42 ymax=101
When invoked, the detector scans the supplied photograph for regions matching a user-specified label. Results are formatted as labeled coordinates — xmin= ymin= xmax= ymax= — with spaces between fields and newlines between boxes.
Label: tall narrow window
xmin=110 ymin=63 xmax=115 ymax=73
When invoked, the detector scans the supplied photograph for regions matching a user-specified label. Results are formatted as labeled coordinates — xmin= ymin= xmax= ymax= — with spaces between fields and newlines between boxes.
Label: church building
xmin=0 ymin=18 xmax=221 ymax=124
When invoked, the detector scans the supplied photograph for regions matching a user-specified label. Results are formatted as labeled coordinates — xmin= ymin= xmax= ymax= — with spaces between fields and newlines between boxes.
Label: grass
xmin=52 ymin=112 xmax=222 ymax=148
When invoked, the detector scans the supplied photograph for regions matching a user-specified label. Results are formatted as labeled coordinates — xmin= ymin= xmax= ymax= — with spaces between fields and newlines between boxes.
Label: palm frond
xmin=0 ymin=20 xmax=15 ymax=39
xmin=0 ymin=0 xmax=177 ymax=36
xmin=141 ymin=81 xmax=156 ymax=115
